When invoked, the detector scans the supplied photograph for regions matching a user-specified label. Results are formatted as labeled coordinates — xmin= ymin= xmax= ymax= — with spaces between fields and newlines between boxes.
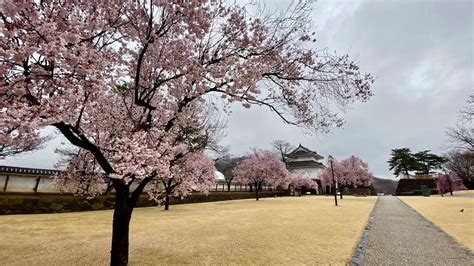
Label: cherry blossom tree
xmin=234 ymin=151 xmax=289 ymax=201
xmin=338 ymin=156 xmax=374 ymax=198
xmin=148 ymin=152 xmax=216 ymax=211
xmin=1 ymin=1 xmax=373 ymax=264
xmin=287 ymin=171 xmax=318 ymax=196
xmin=435 ymin=172 xmax=467 ymax=196
xmin=319 ymin=156 xmax=373 ymax=199
xmin=320 ymin=159 xmax=343 ymax=195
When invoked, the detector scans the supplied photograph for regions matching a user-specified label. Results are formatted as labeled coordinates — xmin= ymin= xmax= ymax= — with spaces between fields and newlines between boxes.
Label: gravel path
xmin=361 ymin=196 xmax=474 ymax=265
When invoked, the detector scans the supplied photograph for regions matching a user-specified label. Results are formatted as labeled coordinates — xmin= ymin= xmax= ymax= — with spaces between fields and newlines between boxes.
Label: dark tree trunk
xmin=227 ymin=182 xmax=231 ymax=192
xmin=163 ymin=180 xmax=174 ymax=211
xmin=255 ymin=182 xmax=259 ymax=201
xmin=340 ymin=186 xmax=344 ymax=199
xmin=164 ymin=192 xmax=170 ymax=210
xmin=110 ymin=185 xmax=133 ymax=266
xmin=448 ymin=177 xmax=453 ymax=196
xmin=108 ymin=175 xmax=153 ymax=266
xmin=250 ymin=184 xmax=253 ymax=192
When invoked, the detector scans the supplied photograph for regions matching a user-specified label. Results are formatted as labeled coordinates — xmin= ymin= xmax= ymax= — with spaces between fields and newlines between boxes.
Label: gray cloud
xmin=221 ymin=0 xmax=473 ymax=179
xmin=1 ymin=127 xmax=64 ymax=169
xmin=1 ymin=0 xmax=472 ymax=180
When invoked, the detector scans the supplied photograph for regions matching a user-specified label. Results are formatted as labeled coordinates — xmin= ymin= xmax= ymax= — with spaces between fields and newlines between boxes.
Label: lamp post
xmin=328 ymin=155 xmax=338 ymax=206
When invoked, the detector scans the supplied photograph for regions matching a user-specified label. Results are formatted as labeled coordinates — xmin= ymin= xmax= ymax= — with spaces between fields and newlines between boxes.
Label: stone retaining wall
xmin=0 ymin=191 xmax=285 ymax=215
xmin=396 ymin=179 xmax=437 ymax=195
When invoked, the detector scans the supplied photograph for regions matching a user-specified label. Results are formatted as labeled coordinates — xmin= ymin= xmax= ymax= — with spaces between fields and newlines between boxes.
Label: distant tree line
xmin=444 ymin=94 xmax=474 ymax=189
xmin=388 ymin=94 xmax=473 ymax=191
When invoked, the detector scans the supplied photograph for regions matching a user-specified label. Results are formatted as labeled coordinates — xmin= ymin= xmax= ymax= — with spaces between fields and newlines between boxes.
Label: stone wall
xmin=0 ymin=191 xmax=286 ymax=215
xmin=395 ymin=179 xmax=437 ymax=195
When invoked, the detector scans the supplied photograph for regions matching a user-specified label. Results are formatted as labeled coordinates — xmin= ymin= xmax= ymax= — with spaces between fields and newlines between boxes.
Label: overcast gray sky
xmin=1 ymin=0 xmax=473 ymax=180
xmin=221 ymin=0 xmax=473 ymax=179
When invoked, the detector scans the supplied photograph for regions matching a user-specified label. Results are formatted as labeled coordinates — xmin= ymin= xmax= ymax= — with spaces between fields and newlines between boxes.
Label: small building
xmin=285 ymin=144 xmax=325 ymax=194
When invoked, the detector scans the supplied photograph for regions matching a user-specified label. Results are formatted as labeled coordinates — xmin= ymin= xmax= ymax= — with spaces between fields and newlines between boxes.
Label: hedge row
xmin=0 ymin=191 xmax=285 ymax=215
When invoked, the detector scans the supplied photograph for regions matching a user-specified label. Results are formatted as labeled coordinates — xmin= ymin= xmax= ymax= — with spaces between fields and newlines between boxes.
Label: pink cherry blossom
xmin=287 ymin=171 xmax=318 ymax=196
xmin=234 ymin=151 xmax=289 ymax=200
xmin=148 ymin=152 xmax=216 ymax=210
xmin=287 ymin=172 xmax=318 ymax=189
xmin=0 ymin=1 xmax=374 ymax=264
xmin=434 ymin=172 xmax=466 ymax=195
xmin=319 ymin=155 xmax=374 ymax=198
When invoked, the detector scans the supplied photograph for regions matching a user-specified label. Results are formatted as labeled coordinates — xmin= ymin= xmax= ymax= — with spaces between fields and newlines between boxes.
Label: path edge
xmin=348 ymin=196 xmax=380 ymax=266
xmin=396 ymin=196 xmax=474 ymax=259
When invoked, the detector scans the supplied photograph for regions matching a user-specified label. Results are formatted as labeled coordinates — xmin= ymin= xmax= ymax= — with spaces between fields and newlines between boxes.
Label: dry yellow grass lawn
xmin=0 ymin=196 xmax=376 ymax=265
xmin=445 ymin=190 xmax=474 ymax=195
xmin=400 ymin=196 xmax=474 ymax=251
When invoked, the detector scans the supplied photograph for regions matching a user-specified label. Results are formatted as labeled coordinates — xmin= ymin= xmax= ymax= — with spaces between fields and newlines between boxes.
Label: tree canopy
xmin=0 ymin=1 xmax=374 ymax=264
xmin=320 ymin=155 xmax=374 ymax=188
xmin=444 ymin=151 xmax=474 ymax=187
xmin=234 ymin=151 xmax=289 ymax=200
xmin=446 ymin=94 xmax=473 ymax=152
xmin=271 ymin=139 xmax=294 ymax=163
xmin=435 ymin=172 xmax=466 ymax=195
xmin=413 ymin=150 xmax=446 ymax=175
xmin=388 ymin=148 xmax=419 ymax=176
xmin=388 ymin=148 xmax=446 ymax=176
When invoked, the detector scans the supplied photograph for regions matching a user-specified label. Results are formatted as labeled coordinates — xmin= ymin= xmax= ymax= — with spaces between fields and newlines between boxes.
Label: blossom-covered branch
xmin=234 ymin=151 xmax=289 ymax=201
xmin=0 ymin=1 xmax=374 ymax=264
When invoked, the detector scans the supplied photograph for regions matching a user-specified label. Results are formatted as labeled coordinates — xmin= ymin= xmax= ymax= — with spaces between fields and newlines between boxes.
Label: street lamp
xmin=328 ymin=155 xmax=338 ymax=206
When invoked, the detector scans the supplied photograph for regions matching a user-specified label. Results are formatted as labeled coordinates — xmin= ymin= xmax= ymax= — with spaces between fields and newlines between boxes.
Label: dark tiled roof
xmin=0 ymin=165 xmax=61 ymax=176
xmin=286 ymin=144 xmax=323 ymax=160
xmin=286 ymin=161 xmax=325 ymax=169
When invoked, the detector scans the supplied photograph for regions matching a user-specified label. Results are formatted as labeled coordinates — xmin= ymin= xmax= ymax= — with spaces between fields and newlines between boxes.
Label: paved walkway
xmin=361 ymin=196 xmax=474 ymax=265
